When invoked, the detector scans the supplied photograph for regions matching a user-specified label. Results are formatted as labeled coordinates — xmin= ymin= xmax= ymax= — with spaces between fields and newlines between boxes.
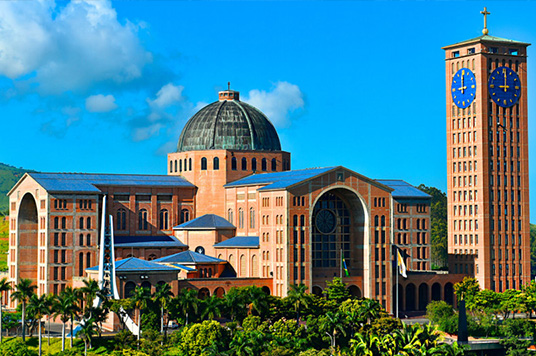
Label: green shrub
xmin=438 ymin=314 xmax=458 ymax=334
xmin=501 ymin=318 xmax=536 ymax=338
xmin=0 ymin=339 xmax=37 ymax=356
xmin=426 ymin=300 xmax=455 ymax=324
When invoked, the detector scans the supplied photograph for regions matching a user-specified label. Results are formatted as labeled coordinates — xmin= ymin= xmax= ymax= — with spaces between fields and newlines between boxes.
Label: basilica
xmin=7 ymin=87 xmax=464 ymax=319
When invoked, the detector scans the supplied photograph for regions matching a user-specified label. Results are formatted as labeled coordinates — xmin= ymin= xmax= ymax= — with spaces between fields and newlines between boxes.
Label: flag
xmin=397 ymin=250 xmax=407 ymax=278
xmin=342 ymin=256 xmax=350 ymax=277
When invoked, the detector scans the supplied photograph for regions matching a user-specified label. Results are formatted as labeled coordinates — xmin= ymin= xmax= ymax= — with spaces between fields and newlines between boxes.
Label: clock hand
xmin=499 ymin=68 xmax=510 ymax=92
xmin=458 ymin=71 xmax=466 ymax=94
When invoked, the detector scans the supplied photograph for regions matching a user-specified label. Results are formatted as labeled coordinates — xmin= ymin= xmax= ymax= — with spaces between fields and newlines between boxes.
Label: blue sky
xmin=2 ymin=1 xmax=536 ymax=219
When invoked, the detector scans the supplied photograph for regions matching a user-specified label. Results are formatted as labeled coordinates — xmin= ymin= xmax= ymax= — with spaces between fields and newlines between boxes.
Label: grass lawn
xmin=2 ymin=335 xmax=119 ymax=355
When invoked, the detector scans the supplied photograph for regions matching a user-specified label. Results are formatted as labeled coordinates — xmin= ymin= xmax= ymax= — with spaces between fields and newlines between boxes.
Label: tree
xmin=54 ymin=292 xmax=77 ymax=351
xmin=79 ymin=279 xmax=100 ymax=312
xmin=130 ymin=286 xmax=150 ymax=347
xmin=0 ymin=277 xmax=12 ymax=343
xmin=178 ymin=320 xmax=228 ymax=356
xmin=320 ymin=311 xmax=347 ymax=349
xmin=418 ymin=184 xmax=448 ymax=268
xmin=287 ymin=284 xmax=309 ymax=323
xmin=27 ymin=294 xmax=49 ymax=356
xmin=174 ymin=288 xmax=199 ymax=325
xmin=78 ymin=317 xmax=97 ymax=356
xmin=44 ymin=294 xmax=55 ymax=347
xmin=325 ymin=278 xmax=350 ymax=303
xmin=223 ymin=288 xmax=245 ymax=321
xmin=10 ymin=278 xmax=36 ymax=341
xmin=201 ymin=296 xmax=222 ymax=321
xmin=152 ymin=283 xmax=173 ymax=338
xmin=61 ymin=286 xmax=80 ymax=348
xmin=454 ymin=277 xmax=480 ymax=304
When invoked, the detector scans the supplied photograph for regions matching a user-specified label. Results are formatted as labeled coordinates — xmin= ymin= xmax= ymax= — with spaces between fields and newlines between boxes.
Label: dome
xmin=176 ymin=90 xmax=281 ymax=152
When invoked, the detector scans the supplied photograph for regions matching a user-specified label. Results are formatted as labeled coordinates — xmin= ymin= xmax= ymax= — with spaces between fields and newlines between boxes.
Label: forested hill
xmin=0 ymin=162 xmax=35 ymax=214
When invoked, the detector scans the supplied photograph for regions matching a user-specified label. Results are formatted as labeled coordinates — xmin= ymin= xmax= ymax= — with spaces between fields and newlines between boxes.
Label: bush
xmin=426 ymin=300 xmax=454 ymax=324
xmin=0 ymin=339 xmax=37 ymax=356
xmin=177 ymin=320 xmax=228 ymax=356
xmin=114 ymin=330 xmax=136 ymax=350
xmin=438 ymin=314 xmax=458 ymax=334
xmin=502 ymin=318 xmax=536 ymax=338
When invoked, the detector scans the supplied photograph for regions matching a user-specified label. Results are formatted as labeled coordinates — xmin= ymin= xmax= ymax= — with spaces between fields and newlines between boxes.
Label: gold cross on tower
xmin=481 ymin=7 xmax=490 ymax=35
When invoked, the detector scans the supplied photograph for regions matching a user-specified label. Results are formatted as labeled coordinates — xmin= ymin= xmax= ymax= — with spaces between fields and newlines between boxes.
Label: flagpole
xmin=396 ymin=247 xmax=399 ymax=319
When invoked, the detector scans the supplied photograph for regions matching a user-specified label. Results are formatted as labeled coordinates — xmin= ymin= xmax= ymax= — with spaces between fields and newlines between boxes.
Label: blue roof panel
xmin=114 ymin=235 xmax=187 ymax=248
xmin=214 ymin=236 xmax=259 ymax=248
xmin=174 ymin=214 xmax=235 ymax=230
xmin=153 ymin=250 xmax=226 ymax=264
xmin=225 ymin=167 xmax=336 ymax=190
xmin=29 ymin=172 xmax=194 ymax=193
xmin=375 ymin=180 xmax=431 ymax=199
xmin=86 ymin=257 xmax=179 ymax=272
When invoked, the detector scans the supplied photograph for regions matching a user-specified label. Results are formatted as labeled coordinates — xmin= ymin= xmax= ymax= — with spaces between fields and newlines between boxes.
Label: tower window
xmin=468 ymin=48 xmax=475 ymax=54
xmin=242 ymin=157 xmax=247 ymax=171
xmin=180 ymin=209 xmax=190 ymax=224
xmin=509 ymin=49 xmax=518 ymax=55
xmin=453 ymin=51 xmax=460 ymax=58
xmin=138 ymin=209 xmax=148 ymax=230
xmin=159 ymin=209 xmax=169 ymax=230
xmin=252 ymin=158 xmax=257 ymax=172
xmin=271 ymin=158 xmax=277 ymax=171
xmin=261 ymin=158 xmax=267 ymax=171
xmin=231 ymin=157 xmax=237 ymax=170
xmin=213 ymin=157 xmax=219 ymax=170
xmin=201 ymin=157 xmax=207 ymax=170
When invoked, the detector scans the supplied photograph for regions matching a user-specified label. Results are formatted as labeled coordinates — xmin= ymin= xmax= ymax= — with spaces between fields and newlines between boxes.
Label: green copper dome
xmin=176 ymin=92 xmax=281 ymax=152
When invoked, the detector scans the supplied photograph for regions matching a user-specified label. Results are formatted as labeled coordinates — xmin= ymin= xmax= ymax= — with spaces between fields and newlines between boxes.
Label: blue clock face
xmin=451 ymin=68 xmax=476 ymax=108
xmin=488 ymin=66 xmax=521 ymax=108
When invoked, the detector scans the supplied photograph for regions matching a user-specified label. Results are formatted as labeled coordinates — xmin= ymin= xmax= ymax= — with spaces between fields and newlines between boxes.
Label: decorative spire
xmin=480 ymin=7 xmax=490 ymax=35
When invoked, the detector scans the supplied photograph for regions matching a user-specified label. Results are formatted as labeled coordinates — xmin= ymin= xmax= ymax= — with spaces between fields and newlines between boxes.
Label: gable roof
xmin=214 ymin=236 xmax=259 ymax=248
xmin=10 ymin=172 xmax=194 ymax=195
xmin=153 ymin=250 xmax=226 ymax=264
xmin=86 ymin=257 xmax=178 ymax=273
xmin=375 ymin=180 xmax=431 ymax=199
xmin=224 ymin=167 xmax=336 ymax=191
xmin=173 ymin=214 xmax=235 ymax=230
xmin=114 ymin=235 xmax=187 ymax=248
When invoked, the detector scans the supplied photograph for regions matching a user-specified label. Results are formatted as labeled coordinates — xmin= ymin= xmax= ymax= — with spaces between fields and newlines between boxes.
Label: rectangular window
xmin=453 ymin=51 xmax=460 ymax=58
xmin=509 ymin=49 xmax=518 ymax=55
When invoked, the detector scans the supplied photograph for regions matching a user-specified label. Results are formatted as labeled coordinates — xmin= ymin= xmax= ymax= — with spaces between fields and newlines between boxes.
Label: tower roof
xmin=442 ymin=34 xmax=530 ymax=50
xmin=176 ymin=89 xmax=281 ymax=152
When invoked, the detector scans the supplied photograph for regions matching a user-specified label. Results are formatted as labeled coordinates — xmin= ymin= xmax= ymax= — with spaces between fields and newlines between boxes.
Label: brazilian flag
xmin=342 ymin=256 xmax=350 ymax=277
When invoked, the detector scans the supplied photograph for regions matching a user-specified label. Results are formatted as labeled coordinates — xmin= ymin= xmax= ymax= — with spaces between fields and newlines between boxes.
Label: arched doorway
xmin=444 ymin=283 xmax=454 ymax=305
xmin=261 ymin=286 xmax=270 ymax=295
xmin=198 ymin=287 xmax=210 ymax=299
xmin=214 ymin=287 xmax=225 ymax=298
xmin=348 ymin=285 xmax=361 ymax=298
xmin=312 ymin=286 xmax=323 ymax=297
xmin=405 ymin=283 xmax=416 ymax=311
xmin=418 ymin=283 xmax=429 ymax=310
xmin=18 ymin=193 xmax=39 ymax=284
xmin=124 ymin=281 xmax=136 ymax=298
xmin=431 ymin=283 xmax=441 ymax=301
xmin=312 ymin=188 xmax=366 ymax=287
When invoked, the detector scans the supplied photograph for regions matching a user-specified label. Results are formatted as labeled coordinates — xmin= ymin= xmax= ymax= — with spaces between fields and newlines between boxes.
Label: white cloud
xmin=85 ymin=94 xmax=118 ymax=113
xmin=243 ymin=81 xmax=305 ymax=128
xmin=147 ymin=83 xmax=184 ymax=109
xmin=0 ymin=0 xmax=152 ymax=94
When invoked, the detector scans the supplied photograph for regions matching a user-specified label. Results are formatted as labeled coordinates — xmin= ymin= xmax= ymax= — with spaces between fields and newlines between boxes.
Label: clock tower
xmin=443 ymin=9 xmax=531 ymax=291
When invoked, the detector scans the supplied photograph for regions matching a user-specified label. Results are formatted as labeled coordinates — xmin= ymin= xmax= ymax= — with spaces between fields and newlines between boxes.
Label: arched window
xmin=79 ymin=233 xmax=84 ymax=246
xmin=79 ymin=252 xmax=84 ymax=276
xmin=242 ymin=157 xmax=247 ymax=170
xmin=228 ymin=209 xmax=233 ymax=224
xmin=79 ymin=217 xmax=84 ymax=229
xmin=117 ymin=209 xmax=126 ymax=230
xmin=169 ymin=161 xmax=173 ymax=173
xmin=229 ymin=254 xmax=235 ymax=269
xmin=86 ymin=217 xmax=91 ymax=229
xmin=271 ymin=158 xmax=277 ymax=171
xmin=159 ymin=209 xmax=169 ymax=230
xmin=61 ymin=217 xmax=66 ymax=229
xmin=261 ymin=158 xmax=267 ymax=171
xmin=180 ymin=209 xmax=190 ymax=223
xmin=213 ymin=157 xmax=219 ymax=170
xmin=179 ymin=159 xmax=182 ymax=172
xmin=239 ymin=208 xmax=244 ymax=229
xmin=252 ymin=255 xmax=258 ymax=277
xmin=240 ymin=254 xmax=246 ymax=277
xmin=231 ymin=157 xmax=237 ymax=170
xmin=189 ymin=158 xmax=192 ymax=170
xmin=124 ymin=282 xmax=136 ymax=298
xmin=374 ymin=215 xmax=379 ymax=226
xmin=138 ymin=209 xmax=148 ymax=230
xmin=54 ymin=217 xmax=59 ymax=229
xmin=86 ymin=234 xmax=91 ymax=246
xmin=381 ymin=216 xmax=385 ymax=227
xmin=300 ymin=215 xmax=305 ymax=226
xmin=252 ymin=158 xmax=257 ymax=171
xmin=174 ymin=160 xmax=177 ymax=173
xmin=293 ymin=215 xmax=298 ymax=226
xmin=250 ymin=208 xmax=255 ymax=229
xmin=86 ymin=252 xmax=91 ymax=269
xmin=201 ymin=157 xmax=207 ymax=170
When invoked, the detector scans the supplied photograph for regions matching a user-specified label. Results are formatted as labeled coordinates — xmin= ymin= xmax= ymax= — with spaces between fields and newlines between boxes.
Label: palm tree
xmin=322 ymin=311 xmax=347 ymax=349
xmin=201 ymin=296 xmax=222 ymax=321
xmin=287 ymin=284 xmax=309 ymax=323
xmin=229 ymin=330 xmax=255 ymax=356
xmin=10 ymin=278 xmax=36 ymax=341
xmin=245 ymin=287 xmax=269 ymax=318
xmin=152 ymin=283 xmax=173 ymax=335
xmin=54 ymin=293 xmax=76 ymax=351
xmin=44 ymin=294 xmax=55 ymax=347
xmin=28 ymin=294 xmax=49 ymax=356
xmin=78 ymin=317 xmax=97 ymax=356
xmin=0 ymin=277 xmax=12 ymax=343
xmin=130 ymin=286 xmax=150 ymax=347
xmin=62 ymin=286 xmax=80 ymax=348
xmin=176 ymin=289 xmax=199 ymax=325
xmin=80 ymin=279 xmax=100 ymax=311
